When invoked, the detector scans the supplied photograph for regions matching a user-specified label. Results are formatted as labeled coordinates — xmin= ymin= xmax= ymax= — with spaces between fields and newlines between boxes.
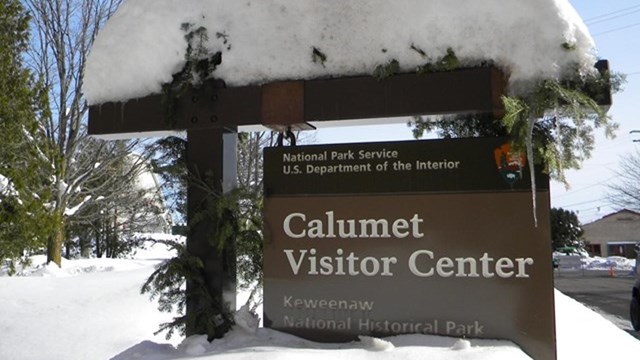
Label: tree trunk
xmin=79 ymin=236 xmax=90 ymax=258
xmin=47 ymin=218 xmax=64 ymax=266
xmin=94 ymin=226 xmax=102 ymax=258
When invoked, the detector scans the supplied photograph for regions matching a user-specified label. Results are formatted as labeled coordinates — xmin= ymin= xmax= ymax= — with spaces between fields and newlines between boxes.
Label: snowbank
xmin=106 ymin=289 xmax=640 ymax=360
xmin=2 ymin=238 xmax=639 ymax=360
xmin=584 ymin=256 xmax=635 ymax=271
xmin=552 ymin=252 xmax=636 ymax=272
xmin=84 ymin=0 xmax=596 ymax=104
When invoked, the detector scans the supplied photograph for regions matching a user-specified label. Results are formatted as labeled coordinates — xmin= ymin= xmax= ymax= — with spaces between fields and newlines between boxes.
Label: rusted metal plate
xmin=261 ymin=81 xmax=310 ymax=132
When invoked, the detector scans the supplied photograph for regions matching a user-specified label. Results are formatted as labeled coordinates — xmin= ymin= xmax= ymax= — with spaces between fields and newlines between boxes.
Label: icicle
xmin=526 ymin=115 xmax=538 ymax=227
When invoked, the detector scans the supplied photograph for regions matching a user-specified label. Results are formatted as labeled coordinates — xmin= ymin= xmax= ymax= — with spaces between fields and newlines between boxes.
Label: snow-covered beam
xmin=88 ymin=66 xmax=508 ymax=138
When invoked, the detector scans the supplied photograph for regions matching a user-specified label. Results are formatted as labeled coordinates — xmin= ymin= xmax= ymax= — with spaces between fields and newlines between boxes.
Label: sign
xmin=263 ymin=137 xmax=555 ymax=360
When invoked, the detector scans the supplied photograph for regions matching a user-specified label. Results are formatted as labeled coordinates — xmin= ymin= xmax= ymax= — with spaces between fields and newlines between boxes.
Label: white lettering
xmin=282 ymin=211 xmax=425 ymax=239
xmin=408 ymin=250 xmax=535 ymax=279
xmin=515 ymin=258 xmax=534 ymax=278
xmin=495 ymin=257 xmax=514 ymax=278
xmin=284 ymin=249 xmax=306 ymax=275
xmin=408 ymin=250 xmax=435 ymax=277
xmin=283 ymin=213 xmax=305 ymax=238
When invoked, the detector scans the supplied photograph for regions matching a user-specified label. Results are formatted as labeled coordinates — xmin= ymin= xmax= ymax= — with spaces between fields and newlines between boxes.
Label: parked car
xmin=631 ymin=244 xmax=640 ymax=331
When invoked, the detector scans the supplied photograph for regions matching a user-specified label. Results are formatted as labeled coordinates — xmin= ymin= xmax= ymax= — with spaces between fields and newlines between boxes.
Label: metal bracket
xmin=276 ymin=127 xmax=297 ymax=147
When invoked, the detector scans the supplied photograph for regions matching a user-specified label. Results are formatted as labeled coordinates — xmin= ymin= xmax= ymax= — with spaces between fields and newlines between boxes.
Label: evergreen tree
xmin=550 ymin=208 xmax=584 ymax=250
xmin=143 ymin=132 xmax=272 ymax=338
xmin=0 ymin=0 xmax=53 ymax=267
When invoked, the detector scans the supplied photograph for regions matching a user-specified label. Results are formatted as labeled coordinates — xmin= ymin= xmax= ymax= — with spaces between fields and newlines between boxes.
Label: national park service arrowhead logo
xmin=494 ymin=143 xmax=526 ymax=185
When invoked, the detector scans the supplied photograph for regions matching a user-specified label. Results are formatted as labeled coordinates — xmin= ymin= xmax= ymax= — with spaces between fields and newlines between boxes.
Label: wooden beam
xmin=88 ymin=62 xmax=613 ymax=138
xmin=304 ymin=67 xmax=506 ymax=121
xmin=88 ymin=66 xmax=508 ymax=137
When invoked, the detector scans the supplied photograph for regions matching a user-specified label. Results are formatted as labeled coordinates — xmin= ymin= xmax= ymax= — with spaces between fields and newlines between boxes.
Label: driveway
xmin=554 ymin=271 xmax=639 ymax=340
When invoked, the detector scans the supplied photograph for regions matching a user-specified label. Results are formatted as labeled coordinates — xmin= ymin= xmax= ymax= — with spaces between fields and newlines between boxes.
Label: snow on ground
xmin=584 ymin=256 xmax=636 ymax=271
xmin=553 ymin=252 xmax=637 ymax=272
xmin=1 ymin=242 xmax=639 ymax=360
xmin=85 ymin=0 xmax=596 ymax=104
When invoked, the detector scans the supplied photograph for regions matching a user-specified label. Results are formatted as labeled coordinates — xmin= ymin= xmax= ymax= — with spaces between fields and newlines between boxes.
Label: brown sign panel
xmin=263 ymin=137 xmax=555 ymax=360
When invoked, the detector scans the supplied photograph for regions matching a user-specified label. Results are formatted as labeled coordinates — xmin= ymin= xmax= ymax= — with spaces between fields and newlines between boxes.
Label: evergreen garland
xmin=500 ymin=72 xmax=621 ymax=225
xmin=416 ymin=47 xmax=460 ymax=74
xmin=501 ymin=73 xmax=621 ymax=185
xmin=373 ymin=59 xmax=400 ymax=80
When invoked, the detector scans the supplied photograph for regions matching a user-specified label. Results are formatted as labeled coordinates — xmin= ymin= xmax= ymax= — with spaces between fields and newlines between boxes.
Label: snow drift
xmin=84 ymin=0 xmax=596 ymax=105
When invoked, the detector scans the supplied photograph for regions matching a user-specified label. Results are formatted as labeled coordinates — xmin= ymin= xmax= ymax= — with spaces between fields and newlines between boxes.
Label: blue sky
xmin=313 ymin=0 xmax=640 ymax=225
xmin=553 ymin=0 xmax=640 ymax=223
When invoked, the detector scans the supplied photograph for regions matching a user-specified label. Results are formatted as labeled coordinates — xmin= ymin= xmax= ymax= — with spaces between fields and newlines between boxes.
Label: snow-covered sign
xmin=84 ymin=0 xmax=595 ymax=105
xmin=263 ymin=137 xmax=556 ymax=360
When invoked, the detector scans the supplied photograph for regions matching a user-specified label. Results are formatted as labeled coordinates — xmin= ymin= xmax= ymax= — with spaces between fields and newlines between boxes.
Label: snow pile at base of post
xmin=84 ymin=0 xmax=596 ymax=105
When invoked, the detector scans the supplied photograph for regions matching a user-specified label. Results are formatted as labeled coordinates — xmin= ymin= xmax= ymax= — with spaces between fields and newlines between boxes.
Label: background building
xmin=582 ymin=209 xmax=640 ymax=258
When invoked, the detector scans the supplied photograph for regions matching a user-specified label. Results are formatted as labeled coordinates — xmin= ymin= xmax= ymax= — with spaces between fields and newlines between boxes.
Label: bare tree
xmin=23 ymin=0 xmax=156 ymax=265
xmin=608 ymin=149 xmax=640 ymax=211
xmin=68 ymin=145 xmax=171 ymax=258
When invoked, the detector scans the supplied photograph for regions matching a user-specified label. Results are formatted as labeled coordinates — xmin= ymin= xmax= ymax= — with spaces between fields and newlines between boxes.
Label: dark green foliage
xmin=501 ymin=75 xmax=618 ymax=183
xmin=0 ymin=0 xmax=54 ymax=263
xmin=416 ymin=47 xmax=460 ymax=74
xmin=189 ymin=169 xmax=263 ymax=284
xmin=561 ymin=64 xmax=625 ymax=108
xmin=550 ymin=208 xmax=584 ymax=249
xmin=141 ymin=185 xmax=261 ymax=340
xmin=409 ymin=113 xmax=508 ymax=139
xmin=140 ymin=240 xmax=203 ymax=339
xmin=311 ymin=46 xmax=327 ymax=67
xmin=235 ymin=189 xmax=263 ymax=288
xmin=189 ymin=171 xmax=239 ymax=253
xmin=149 ymin=136 xmax=188 ymax=222
xmin=143 ymin=131 xmax=266 ymax=339
xmin=373 ymin=59 xmax=400 ymax=80
xmin=373 ymin=47 xmax=461 ymax=81
xmin=410 ymin=61 xmax=621 ymax=185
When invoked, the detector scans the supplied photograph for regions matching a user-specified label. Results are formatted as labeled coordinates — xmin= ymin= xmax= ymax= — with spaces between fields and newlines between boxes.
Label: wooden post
xmin=186 ymin=127 xmax=236 ymax=336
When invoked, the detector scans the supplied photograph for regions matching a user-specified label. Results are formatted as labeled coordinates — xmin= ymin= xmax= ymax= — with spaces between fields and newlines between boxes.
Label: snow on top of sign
xmin=84 ymin=0 xmax=596 ymax=105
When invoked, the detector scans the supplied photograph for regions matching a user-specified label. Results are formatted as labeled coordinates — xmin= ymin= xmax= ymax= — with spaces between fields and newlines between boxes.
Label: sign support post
xmin=185 ymin=128 xmax=236 ymax=335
